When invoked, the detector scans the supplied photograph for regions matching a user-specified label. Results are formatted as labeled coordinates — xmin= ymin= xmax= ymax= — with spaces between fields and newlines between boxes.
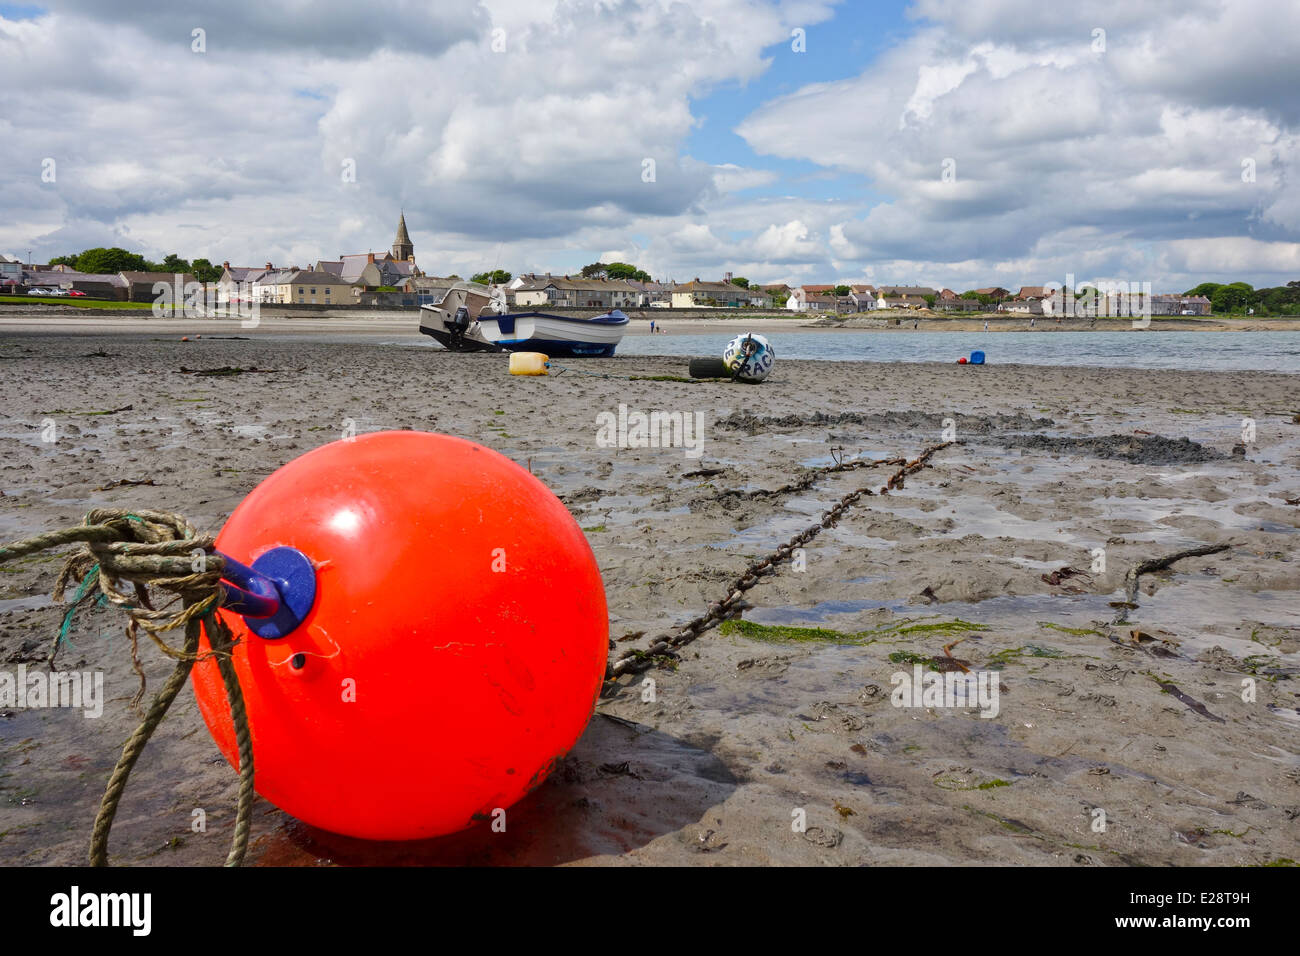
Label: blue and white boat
xmin=419 ymin=283 xmax=628 ymax=357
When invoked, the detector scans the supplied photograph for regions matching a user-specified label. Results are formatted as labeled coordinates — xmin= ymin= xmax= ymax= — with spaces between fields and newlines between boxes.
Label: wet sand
xmin=1 ymin=331 xmax=1297 ymax=866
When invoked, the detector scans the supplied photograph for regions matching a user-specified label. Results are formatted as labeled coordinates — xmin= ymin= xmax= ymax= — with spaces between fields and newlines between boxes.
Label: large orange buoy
xmin=190 ymin=431 xmax=608 ymax=841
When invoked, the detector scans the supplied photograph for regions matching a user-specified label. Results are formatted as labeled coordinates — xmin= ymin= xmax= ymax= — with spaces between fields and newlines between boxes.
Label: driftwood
xmin=1113 ymin=544 xmax=1230 ymax=624
xmin=1154 ymin=679 xmax=1226 ymax=723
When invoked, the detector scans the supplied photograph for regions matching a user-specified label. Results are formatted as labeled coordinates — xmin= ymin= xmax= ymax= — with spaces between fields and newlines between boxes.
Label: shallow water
xmin=619 ymin=330 xmax=1300 ymax=372
xmin=375 ymin=328 xmax=1300 ymax=372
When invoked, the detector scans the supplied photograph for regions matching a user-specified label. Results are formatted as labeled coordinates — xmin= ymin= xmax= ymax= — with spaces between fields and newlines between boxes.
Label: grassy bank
xmin=0 ymin=295 xmax=157 ymax=310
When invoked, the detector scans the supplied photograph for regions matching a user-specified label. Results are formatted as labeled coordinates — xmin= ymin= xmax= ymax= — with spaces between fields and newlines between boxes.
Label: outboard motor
xmin=448 ymin=305 xmax=471 ymax=347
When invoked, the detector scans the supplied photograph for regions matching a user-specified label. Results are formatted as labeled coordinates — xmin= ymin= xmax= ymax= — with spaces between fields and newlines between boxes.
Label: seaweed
xmin=719 ymin=617 xmax=989 ymax=662
xmin=987 ymin=644 xmax=1066 ymax=667
xmin=888 ymin=650 xmax=933 ymax=666
xmin=885 ymin=618 xmax=989 ymax=637
xmin=721 ymin=619 xmax=871 ymax=645
xmin=1038 ymin=621 xmax=1105 ymax=638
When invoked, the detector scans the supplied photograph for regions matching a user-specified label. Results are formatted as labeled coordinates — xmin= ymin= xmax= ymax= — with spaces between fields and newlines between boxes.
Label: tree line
xmin=47 ymin=247 xmax=223 ymax=282
xmin=1184 ymin=281 xmax=1300 ymax=315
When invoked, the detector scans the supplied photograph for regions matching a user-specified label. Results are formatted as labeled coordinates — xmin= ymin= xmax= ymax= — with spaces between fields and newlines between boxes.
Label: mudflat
xmin=0 ymin=331 xmax=1296 ymax=866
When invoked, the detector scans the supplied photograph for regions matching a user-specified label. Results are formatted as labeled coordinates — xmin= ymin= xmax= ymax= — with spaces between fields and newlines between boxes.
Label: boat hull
xmin=418 ymin=324 xmax=503 ymax=353
xmin=492 ymin=337 xmax=617 ymax=357
xmin=421 ymin=308 xmax=629 ymax=357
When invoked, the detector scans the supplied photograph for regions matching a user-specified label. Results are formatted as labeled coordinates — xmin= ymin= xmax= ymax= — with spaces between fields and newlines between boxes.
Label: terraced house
xmin=671 ymin=279 xmax=771 ymax=308
xmin=878 ymin=285 xmax=937 ymax=308
xmin=512 ymin=275 xmax=641 ymax=309
xmin=286 ymin=269 xmax=354 ymax=305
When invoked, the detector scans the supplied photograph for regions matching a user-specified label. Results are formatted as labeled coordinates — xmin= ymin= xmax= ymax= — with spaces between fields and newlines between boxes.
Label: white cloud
xmin=0 ymin=0 xmax=836 ymax=274
xmin=2 ymin=0 xmax=1297 ymax=291
xmin=736 ymin=0 xmax=1300 ymax=288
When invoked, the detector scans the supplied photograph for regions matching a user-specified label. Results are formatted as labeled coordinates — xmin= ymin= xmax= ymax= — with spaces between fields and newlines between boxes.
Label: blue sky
xmin=685 ymin=5 xmax=907 ymax=205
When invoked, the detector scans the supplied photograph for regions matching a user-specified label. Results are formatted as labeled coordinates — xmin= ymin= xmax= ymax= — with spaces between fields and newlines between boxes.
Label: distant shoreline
xmin=1 ymin=310 xmax=1298 ymax=336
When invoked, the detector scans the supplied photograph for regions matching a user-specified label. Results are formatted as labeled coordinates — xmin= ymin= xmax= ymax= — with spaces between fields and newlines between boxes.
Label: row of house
xmin=1002 ymin=286 xmax=1212 ymax=316
xmin=771 ymin=281 xmax=1213 ymax=316
xmin=3 ymin=244 xmax=1214 ymax=317
xmin=503 ymin=274 xmax=774 ymax=310
xmin=1 ymin=214 xmax=428 ymax=307
xmin=217 ymin=213 xmax=425 ymax=305
xmin=0 ymin=259 xmax=203 ymax=301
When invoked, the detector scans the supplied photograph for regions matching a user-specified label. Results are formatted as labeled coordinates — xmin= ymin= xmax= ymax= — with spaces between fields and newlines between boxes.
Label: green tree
xmin=1209 ymin=282 xmax=1255 ymax=314
xmin=191 ymin=258 xmax=222 ymax=283
xmin=580 ymin=261 xmax=650 ymax=282
xmin=1254 ymin=281 xmax=1300 ymax=315
xmin=158 ymin=253 xmax=191 ymax=274
xmin=730 ymin=276 xmax=750 ymax=288
xmin=471 ymin=269 xmax=512 ymax=284
xmin=832 ymin=285 xmax=851 ymax=297
xmin=73 ymin=247 xmax=151 ymax=274
xmin=1184 ymin=282 xmax=1223 ymax=298
xmin=923 ymin=294 xmax=936 ymax=308
xmin=48 ymin=254 xmax=78 ymax=267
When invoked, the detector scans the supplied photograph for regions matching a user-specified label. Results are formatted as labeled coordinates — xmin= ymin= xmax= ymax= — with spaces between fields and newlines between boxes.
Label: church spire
xmin=392 ymin=210 xmax=413 ymax=262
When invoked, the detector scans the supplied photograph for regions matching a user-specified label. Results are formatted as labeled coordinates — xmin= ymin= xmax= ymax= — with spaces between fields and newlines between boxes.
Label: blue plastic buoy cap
xmin=246 ymin=546 xmax=317 ymax=639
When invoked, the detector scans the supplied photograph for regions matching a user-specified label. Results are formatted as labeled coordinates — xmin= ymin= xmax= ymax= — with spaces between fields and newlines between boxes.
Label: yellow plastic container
xmin=509 ymin=352 xmax=549 ymax=376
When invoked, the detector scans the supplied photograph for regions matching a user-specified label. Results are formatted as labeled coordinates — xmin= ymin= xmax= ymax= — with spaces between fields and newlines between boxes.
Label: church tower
xmin=392 ymin=211 xmax=414 ymax=262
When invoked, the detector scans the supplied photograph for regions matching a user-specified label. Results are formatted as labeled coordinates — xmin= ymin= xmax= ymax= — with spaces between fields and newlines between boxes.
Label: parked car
xmin=49 ymin=288 xmax=69 ymax=296
xmin=67 ymin=290 xmax=87 ymax=297
xmin=28 ymin=288 xmax=51 ymax=295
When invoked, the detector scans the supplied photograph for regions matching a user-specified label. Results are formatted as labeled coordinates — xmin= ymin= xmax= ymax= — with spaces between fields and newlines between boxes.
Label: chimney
xmin=725 ymin=271 xmax=732 ymax=283
xmin=222 ymin=261 xmax=230 ymax=270
xmin=367 ymin=252 xmax=376 ymax=263
xmin=265 ymin=262 xmax=272 ymax=270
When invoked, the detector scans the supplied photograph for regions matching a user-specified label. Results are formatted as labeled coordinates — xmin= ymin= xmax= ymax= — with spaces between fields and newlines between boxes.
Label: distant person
xmin=1030 ymin=316 xmax=1036 ymax=328
xmin=913 ymin=319 xmax=918 ymax=329
xmin=649 ymin=319 xmax=655 ymax=334
xmin=983 ymin=320 xmax=989 ymax=332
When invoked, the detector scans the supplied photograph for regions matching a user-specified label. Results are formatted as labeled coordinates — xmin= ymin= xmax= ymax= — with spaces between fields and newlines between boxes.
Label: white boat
xmin=419 ymin=282 xmax=628 ymax=356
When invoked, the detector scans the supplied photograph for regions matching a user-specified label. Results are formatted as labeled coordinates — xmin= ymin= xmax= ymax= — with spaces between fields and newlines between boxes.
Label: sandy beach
xmin=1 ymin=327 xmax=1297 ymax=866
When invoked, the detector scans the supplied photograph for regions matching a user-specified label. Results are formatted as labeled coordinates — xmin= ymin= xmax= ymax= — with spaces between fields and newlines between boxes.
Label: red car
xmin=67 ymin=290 xmax=87 ymax=297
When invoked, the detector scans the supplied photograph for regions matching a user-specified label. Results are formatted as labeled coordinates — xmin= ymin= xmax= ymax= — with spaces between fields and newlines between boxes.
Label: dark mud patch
xmin=999 ymin=433 xmax=1226 ymax=465
xmin=716 ymin=410 xmax=1054 ymax=436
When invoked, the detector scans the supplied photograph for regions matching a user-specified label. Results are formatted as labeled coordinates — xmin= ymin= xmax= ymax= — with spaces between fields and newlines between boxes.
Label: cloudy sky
xmin=2 ymin=0 xmax=1297 ymax=291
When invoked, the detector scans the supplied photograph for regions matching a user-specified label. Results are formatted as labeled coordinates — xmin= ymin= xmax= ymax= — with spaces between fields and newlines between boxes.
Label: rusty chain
xmin=606 ymin=441 xmax=954 ymax=679
xmin=717 ymin=450 xmax=909 ymax=500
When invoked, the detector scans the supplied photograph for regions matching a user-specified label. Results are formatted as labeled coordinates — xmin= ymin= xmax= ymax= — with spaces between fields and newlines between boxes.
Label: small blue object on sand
xmin=969 ymin=350 xmax=985 ymax=365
